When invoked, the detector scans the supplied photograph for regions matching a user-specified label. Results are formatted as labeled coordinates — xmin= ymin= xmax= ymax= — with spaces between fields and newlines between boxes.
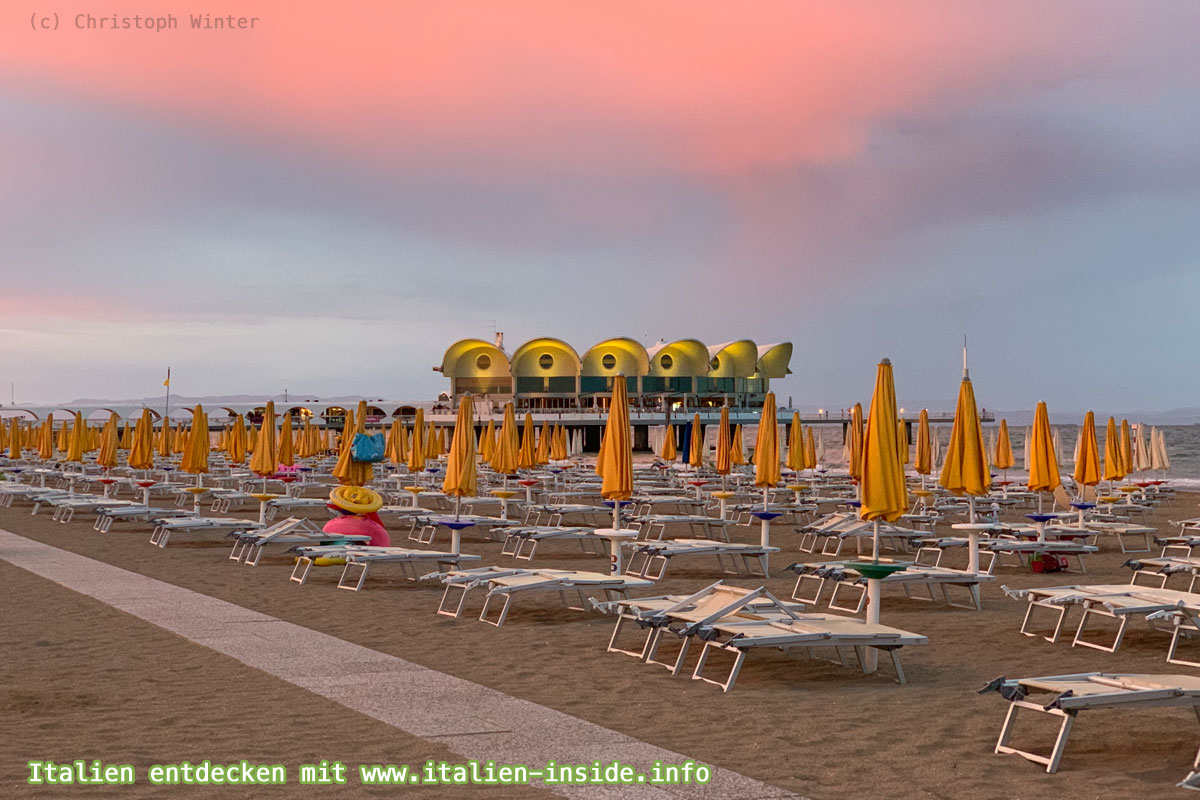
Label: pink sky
xmin=2 ymin=1 xmax=1199 ymax=408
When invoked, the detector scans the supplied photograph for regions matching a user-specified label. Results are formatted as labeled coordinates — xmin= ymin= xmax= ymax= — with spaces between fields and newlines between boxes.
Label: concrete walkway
xmin=0 ymin=529 xmax=796 ymax=799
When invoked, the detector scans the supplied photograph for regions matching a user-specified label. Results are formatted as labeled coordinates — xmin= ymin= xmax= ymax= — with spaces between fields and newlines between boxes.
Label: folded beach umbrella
xmin=1120 ymin=420 xmax=1133 ymax=477
xmin=895 ymin=418 xmax=909 ymax=466
xmin=518 ymin=413 xmax=536 ymax=470
xmin=38 ymin=415 xmax=54 ymax=461
xmin=333 ymin=401 xmax=372 ymax=486
xmin=1074 ymin=412 xmax=1101 ymax=489
xmin=786 ymin=412 xmax=804 ymax=471
xmin=437 ymin=425 xmax=447 ymax=456
xmin=1152 ymin=428 xmax=1170 ymax=472
xmin=478 ymin=420 xmax=495 ymax=463
xmin=0 ymin=419 xmax=6 ymax=452
xmin=384 ymin=418 xmax=405 ymax=465
xmin=596 ymin=375 xmax=633 ymax=531
xmin=407 ymin=409 xmax=426 ymax=472
xmin=7 ymin=417 xmax=21 ymax=459
xmin=250 ymin=401 xmax=278 ymax=478
xmin=276 ymin=413 xmax=294 ymax=468
xmin=423 ymin=421 xmax=438 ymax=460
xmin=1103 ymin=416 xmax=1124 ymax=482
xmin=491 ymin=403 xmax=518 ymax=477
xmin=534 ymin=419 xmax=551 ymax=465
xmin=731 ymin=424 xmax=746 ymax=466
xmin=848 ymin=403 xmax=864 ymax=483
xmin=1132 ymin=423 xmax=1149 ymax=473
xmin=860 ymin=359 xmax=907 ymax=545
xmin=1051 ymin=427 xmax=1063 ymax=467
xmin=442 ymin=394 xmax=477 ymax=519
xmin=753 ymin=393 xmax=781 ymax=503
xmin=687 ymin=413 xmax=703 ymax=468
xmin=994 ymin=419 xmax=1014 ymax=472
xmin=659 ymin=424 xmax=677 ymax=461
xmin=805 ymin=426 xmax=817 ymax=471
xmin=66 ymin=410 xmax=86 ymax=464
xmin=914 ymin=410 xmax=932 ymax=476
xmin=228 ymin=414 xmax=247 ymax=464
xmin=181 ymin=405 xmax=209 ymax=476
xmin=938 ymin=368 xmax=990 ymax=500
xmin=128 ymin=410 xmax=154 ymax=470
xmin=1026 ymin=401 xmax=1061 ymax=496
xmin=156 ymin=413 xmax=172 ymax=459
xmin=172 ymin=421 xmax=187 ymax=455
xmin=96 ymin=413 xmax=120 ymax=469
xmin=715 ymin=407 xmax=732 ymax=476
xmin=551 ymin=424 xmax=568 ymax=462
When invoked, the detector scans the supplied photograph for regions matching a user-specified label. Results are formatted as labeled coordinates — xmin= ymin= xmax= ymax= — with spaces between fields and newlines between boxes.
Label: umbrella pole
xmin=762 ymin=486 xmax=769 ymax=512
xmin=454 ymin=494 xmax=461 ymax=522
xmin=872 ymin=517 xmax=881 ymax=562
xmin=864 ymin=520 xmax=882 ymax=673
xmin=967 ymin=496 xmax=979 ymax=574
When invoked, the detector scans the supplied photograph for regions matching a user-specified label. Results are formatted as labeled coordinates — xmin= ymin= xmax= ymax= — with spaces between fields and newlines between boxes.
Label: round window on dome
xmin=539 ymin=354 xmax=554 ymax=370
xmin=601 ymin=354 xmax=617 ymax=370
xmin=710 ymin=357 xmax=720 ymax=371
xmin=476 ymin=354 xmax=491 ymax=371
xmin=659 ymin=354 xmax=673 ymax=370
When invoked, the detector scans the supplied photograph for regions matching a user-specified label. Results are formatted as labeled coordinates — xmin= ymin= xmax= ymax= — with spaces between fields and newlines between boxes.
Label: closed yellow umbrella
xmin=804 ymin=426 xmax=817 ymax=472
xmin=437 ymin=425 xmax=447 ymax=457
xmin=66 ymin=410 xmax=86 ymax=464
xmin=181 ymin=405 xmax=210 ymax=477
xmin=994 ymin=419 xmax=1014 ymax=472
xmin=535 ymin=419 xmax=552 ymax=465
xmin=38 ymin=415 xmax=55 ymax=461
xmin=56 ymin=419 xmax=70 ymax=455
xmin=753 ymin=392 xmax=781 ymax=498
xmin=0 ymin=418 xmax=6 ymax=452
xmin=333 ymin=401 xmax=372 ymax=486
xmin=276 ymin=414 xmax=294 ymax=467
xmin=424 ymin=420 xmax=438 ymax=460
xmin=385 ymin=418 xmax=406 ymax=465
xmin=1120 ymin=419 xmax=1132 ymax=479
xmin=1103 ymin=416 xmax=1125 ymax=482
xmin=1026 ymin=401 xmax=1061 ymax=522
xmin=730 ymin=424 xmax=746 ymax=466
xmin=660 ymin=424 xmax=677 ymax=461
xmin=156 ymin=414 xmax=172 ymax=458
xmin=492 ymin=403 xmax=519 ymax=477
xmin=172 ymin=421 xmax=187 ymax=455
xmin=715 ymin=407 xmax=732 ymax=477
xmin=914 ymin=409 xmax=932 ymax=477
xmin=596 ymin=374 xmax=633 ymax=534
xmin=442 ymin=394 xmax=477 ymax=531
xmin=228 ymin=414 xmax=247 ymax=464
xmin=518 ymin=413 xmax=536 ymax=470
xmin=551 ymin=424 xmax=568 ymax=462
xmin=119 ymin=421 xmax=132 ymax=451
xmin=96 ymin=413 xmax=119 ymax=469
xmin=407 ymin=409 xmax=426 ymax=473
xmin=848 ymin=402 xmax=864 ymax=483
xmin=479 ymin=420 xmax=495 ymax=463
xmin=1074 ymin=411 xmax=1101 ymax=490
xmin=8 ymin=417 xmax=21 ymax=459
xmin=128 ymin=410 xmax=154 ymax=470
xmin=786 ymin=412 xmax=804 ymax=471
xmin=688 ymin=413 xmax=704 ymax=469
xmin=939 ymin=374 xmax=991 ymax=500
xmin=860 ymin=358 xmax=907 ymax=545
xmin=250 ymin=401 xmax=278 ymax=478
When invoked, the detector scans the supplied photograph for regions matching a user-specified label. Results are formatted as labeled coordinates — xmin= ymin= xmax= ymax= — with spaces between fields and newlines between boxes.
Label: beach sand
xmin=3 ymin=490 xmax=1199 ymax=799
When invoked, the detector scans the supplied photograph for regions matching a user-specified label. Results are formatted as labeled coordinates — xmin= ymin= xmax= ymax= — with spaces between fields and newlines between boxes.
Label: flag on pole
xmin=163 ymin=368 xmax=171 ymax=388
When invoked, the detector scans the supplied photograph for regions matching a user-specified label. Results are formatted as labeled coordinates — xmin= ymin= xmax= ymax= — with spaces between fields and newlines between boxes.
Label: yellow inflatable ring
xmin=329 ymin=485 xmax=383 ymax=514
xmin=313 ymin=557 xmax=347 ymax=567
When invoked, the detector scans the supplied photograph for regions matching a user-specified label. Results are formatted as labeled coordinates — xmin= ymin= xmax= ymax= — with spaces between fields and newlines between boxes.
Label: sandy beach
xmin=4 ymin=490 xmax=1199 ymax=799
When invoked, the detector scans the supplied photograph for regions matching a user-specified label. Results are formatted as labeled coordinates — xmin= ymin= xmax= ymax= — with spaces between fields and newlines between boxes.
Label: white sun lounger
xmin=499 ymin=526 xmax=607 ymax=560
xmin=264 ymin=496 xmax=329 ymax=520
xmin=621 ymin=539 xmax=780 ymax=580
xmin=601 ymin=582 xmax=927 ymax=691
xmin=425 ymin=566 xmax=654 ymax=626
xmin=981 ymin=672 xmax=1200 ymax=778
xmin=149 ymin=516 xmax=262 ymax=548
xmin=632 ymin=515 xmax=732 ymax=542
xmin=227 ymin=517 xmax=372 ymax=565
xmin=289 ymin=544 xmax=481 ymax=590
xmin=93 ymin=505 xmax=193 ymax=532
xmin=1124 ymin=552 xmax=1200 ymax=592
xmin=788 ymin=556 xmax=996 ymax=611
xmin=48 ymin=496 xmax=140 ymax=524
xmin=1005 ymin=583 xmax=1200 ymax=664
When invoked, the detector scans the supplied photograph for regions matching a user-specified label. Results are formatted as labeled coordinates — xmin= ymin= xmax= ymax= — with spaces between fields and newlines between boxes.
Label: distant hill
xmin=61 ymin=393 xmax=405 ymax=407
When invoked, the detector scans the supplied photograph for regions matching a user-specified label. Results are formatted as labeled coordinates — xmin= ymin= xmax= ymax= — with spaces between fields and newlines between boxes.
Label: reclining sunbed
xmin=290 ymin=544 xmax=481 ymax=590
xmin=149 ymin=516 xmax=262 ymax=547
xmin=1005 ymin=583 xmax=1200 ymax=665
xmin=788 ymin=554 xmax=996 ymax=611
xmin=602 ymin=582 xmax=927 ymax=691
xmin=425 ymin=566 xmax=654 ymax=627
xmin=227 ymin=517 xmax=372 ymax=565
xmin=499 ymin=526 xmax=607 ymax=560
xmin=981 ymin=672 xmax=1200 ymax=780
xmin=622 ymin=539 xmax=780 ymax=580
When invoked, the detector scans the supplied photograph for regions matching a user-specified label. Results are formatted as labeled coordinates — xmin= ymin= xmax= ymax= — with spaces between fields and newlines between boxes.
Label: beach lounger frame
xmin=981 ymin=672 xmax=1200 ymax=776
xmin=622 ymin=539 xmax=778 ymax=580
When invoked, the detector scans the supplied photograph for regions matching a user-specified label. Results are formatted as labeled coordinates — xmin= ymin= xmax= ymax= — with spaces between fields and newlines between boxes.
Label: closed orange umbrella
xmin=1074 ymin=412 xmax=1101 ymax=490
xmin=551 ymin=423 xmax=568 ymax=462
xmin=478 ymin=420 xmax=495 ymax=463
xmin=535 ymin=419 xmax=552 ymax=465
xmin=596 ymin=374 xmax=633 ymax=530
xmin=518 ymin=413 xmax=536 ymax=470
xmin=128 ymin=410 xmax=154 ymax=470
xmin=407 ymin=409 xmax=426 ymax=473
xmin=1103 ymin=416 xmax=1124 ymax=482
xmin=688 ymin=413 xmax=703 ymax=468
xmin=442 ymin=394 xmax=477 ymax=530
xmin=860 ymin=360 xmax=907 ymax=527
xmin=994 ymin=419 xmax=1014 ymax=472
xmin=491 ymin=403 xmax=518 ymax=477
xmin=715 ymin=407 xmax=732 ymax=477
xmin=277 ymin=413 xmax=295 ymax=468
xmin=730 ymin=424 xmax=746 ymax=466
xmin=1026 ymin=401 xmax=1060 ymax=522
xmin=1120 ymin=419 xmax=1132 ymax=479
xmin=753 ymin=392 xmax=780 ymax=500
xmin=805 ymin=426 xmax=817 ymax=472
xmin=847 ymin=403 xmax=864 ymax=483
xmin=660 ymin=424 xmax=677 ymax=461
xmin=97 ymin=413 xmax=119 ymax=469
xmin=786 ymin=412 xmax=804 ymax=471
xmin=8 ymin=417 xmax=21 ymax=459
xmin=181 ymin=405 xmax=210 ymax=478
xmin=228 ymin=414 xmax=247 ymax=464
xmin=249 ymin=401 xmax=278 ymax=479
xmin=333 ymin=401 xmax=372 ymax=486
xmin=66 ymin=410 xmax=86 ymax=464
xmin=914 ymin=409 xmax=932 ymax=477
